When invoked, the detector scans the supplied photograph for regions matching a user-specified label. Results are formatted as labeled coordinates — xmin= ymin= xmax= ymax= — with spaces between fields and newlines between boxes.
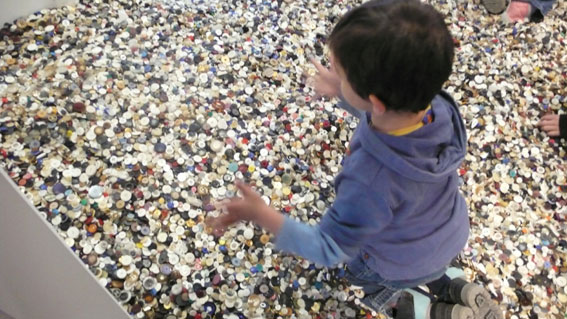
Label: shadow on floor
xmin=0 ymin=309 xmax=14 ymax=319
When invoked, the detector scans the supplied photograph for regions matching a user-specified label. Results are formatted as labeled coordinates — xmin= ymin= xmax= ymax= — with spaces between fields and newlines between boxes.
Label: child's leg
xmin=426 ymin=268 xmax=465 ymax=300
xmin=345 ymin=269 xmax=400 ymax=315
xmin=360 ymin=285 xmax=401 ymax=316
xmin=344 ymin=255 xmax=402 ymax=315
xmin=526 ymin=0 xmax=556 ymax=16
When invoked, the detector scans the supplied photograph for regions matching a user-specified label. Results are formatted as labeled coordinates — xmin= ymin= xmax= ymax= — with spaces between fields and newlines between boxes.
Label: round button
xmin=243 ymin=228 xmax=254 ymax=240
xmin=120 ymin=255 xmax=133 ymax=266
xmin=116 ymin=269 xmax=127 ymax=279
xmin=86 ymin=224 xmax=97 ymax=233
xmin=120 ymin=190 xmax=132 ymax=202
xmin=67 ymin=227 xmax=80 ymax=239
xmin=88 ymin=185 xmax=103 ymax=199
xmin=260 ymin=234 xmax=270 ymax=245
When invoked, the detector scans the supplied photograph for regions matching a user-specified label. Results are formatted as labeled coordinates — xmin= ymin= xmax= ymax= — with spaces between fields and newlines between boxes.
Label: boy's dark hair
xmin=328 ymin=0 xmax=454 ymax=113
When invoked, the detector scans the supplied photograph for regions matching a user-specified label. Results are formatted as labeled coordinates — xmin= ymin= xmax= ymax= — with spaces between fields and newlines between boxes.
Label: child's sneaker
xmin=430 ymin=302 xmax=475 ymax=319
xmin=481 ymin=0 xmax=508 ymax=14
xmin=396 ymin=289 xmax=474 ymax=319
xmin=446 ymin=278 xmax=503 ymax=319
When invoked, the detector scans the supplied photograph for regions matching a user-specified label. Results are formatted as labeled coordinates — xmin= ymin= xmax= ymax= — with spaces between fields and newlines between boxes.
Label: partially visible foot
xmin=502 ymin=1 xmax=533 ymax=23
xmin=447 ymin=278 xmax=503 ymax=319
xmin=430 ymin=302 xmax=475 ymax=319
xmin=395 ymin=290 xmax=475 ymax=319
xmin=394 ymin=292 xmax=418 ymax=319
xmin=481 ymin=0 xmax=507 ymax=14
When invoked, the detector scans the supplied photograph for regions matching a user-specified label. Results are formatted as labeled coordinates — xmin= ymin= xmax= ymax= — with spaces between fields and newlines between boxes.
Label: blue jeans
xmin=520 ymin=0 xmax=556 ymax=16
xmin=345 ymin=253 xmax=447 ymax=315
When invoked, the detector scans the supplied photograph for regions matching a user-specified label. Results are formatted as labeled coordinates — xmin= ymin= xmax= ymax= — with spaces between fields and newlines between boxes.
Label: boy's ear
xmin=369 ymin=94 xmax=386 ymax=115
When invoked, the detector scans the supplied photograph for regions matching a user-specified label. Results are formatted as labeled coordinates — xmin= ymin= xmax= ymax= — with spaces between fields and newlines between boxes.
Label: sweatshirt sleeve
xmin=274 ymin=178 xmax=392 ymax=267
xmin=274 ymin=216 xmax=350 ymax=266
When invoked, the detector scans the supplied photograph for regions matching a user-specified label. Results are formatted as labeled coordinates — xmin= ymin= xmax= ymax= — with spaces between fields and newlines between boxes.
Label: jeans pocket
xmin=345 ymin=255 xmax=388 ymax=289
xmin=346 ymin=254 xmax=365 ymax=275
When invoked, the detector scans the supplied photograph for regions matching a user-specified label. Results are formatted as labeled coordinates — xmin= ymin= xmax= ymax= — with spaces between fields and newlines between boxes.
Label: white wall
xmin=0 ymin=0 xmax=77 ymax=26
xmin=0 ymin=169 xmax=130 ymax=319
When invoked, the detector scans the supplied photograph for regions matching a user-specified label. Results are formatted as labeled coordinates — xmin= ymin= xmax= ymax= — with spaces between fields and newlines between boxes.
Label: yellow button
xmin=260 ymin=234 xmax=270 ymax=245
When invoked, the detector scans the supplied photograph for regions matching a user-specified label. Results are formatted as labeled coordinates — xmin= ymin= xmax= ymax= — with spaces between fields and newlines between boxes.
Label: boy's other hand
xmin=308 ymin=58 xmax=341 ymax=99
xmin=206 ymin=181 xmax=284 ymax=235
xmin=538 ymin=113 xmax=560 ymax=137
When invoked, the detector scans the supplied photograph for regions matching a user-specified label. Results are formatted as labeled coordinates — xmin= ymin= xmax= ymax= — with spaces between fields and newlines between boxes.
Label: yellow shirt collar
xmin=387 ymin=105 xmax=432 ymax=136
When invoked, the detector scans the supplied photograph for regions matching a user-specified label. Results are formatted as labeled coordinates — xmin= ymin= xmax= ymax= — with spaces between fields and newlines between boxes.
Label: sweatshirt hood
xmin=359 ymin=92 xmax=467 ymax=183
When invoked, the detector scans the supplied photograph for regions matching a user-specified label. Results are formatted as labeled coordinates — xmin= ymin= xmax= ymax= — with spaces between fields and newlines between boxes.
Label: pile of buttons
xmin=1 ymin=0 xmax=566 ymax=318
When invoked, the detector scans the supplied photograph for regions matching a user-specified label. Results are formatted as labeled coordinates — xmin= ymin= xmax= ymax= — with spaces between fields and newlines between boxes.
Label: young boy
xmin=208 ymin=0 xmax=501 ymax=318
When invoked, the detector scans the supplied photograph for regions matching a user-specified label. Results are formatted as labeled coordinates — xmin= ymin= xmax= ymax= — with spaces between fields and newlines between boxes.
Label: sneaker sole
xmin=481 ymin=0 xmax=507 ymax=14
xmin=452 ymin=304 xmax=475 ymax=319
xmin=431 ymin=302 xmax=475 ymax=319
xmin=460 ymin=284 xmax=503 ymax=319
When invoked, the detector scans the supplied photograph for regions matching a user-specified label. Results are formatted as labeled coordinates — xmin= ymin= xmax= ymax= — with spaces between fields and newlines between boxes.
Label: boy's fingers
xmin=205 ymin=215 xmax=221 ymax=228
xmin=208 ymin=213 xmax=238 ymax=230
xmin=213 ymin=199 xmax=232 ymax=210
xmin=537 ymin=117 xmax=556 ymax=127
xmin=235 ymin=181 xmax=255 ymax=197
xmin=540 ymin=114 xmax=558 ymax=122
xmin=540 ymin=126 xmax=560 ymax=136
xmin=205 ymin=217 xmax=223 ymax=235
xmin=540 ymin=123 xmax=558 ymax=131
xmin=311 ymin=80 xmax=330 ymax=95
xmin=223 ymin=199 xmax=243 ymax=212
xmin=212 ymin=227 xmax=226 ymax=237
xmin=310 ymin=58 xmax=327 ymax=73
xmin=537 ymin=118 xmax=548 ymax=125
xmin=304 ymin=76 xmax=315 ymax=87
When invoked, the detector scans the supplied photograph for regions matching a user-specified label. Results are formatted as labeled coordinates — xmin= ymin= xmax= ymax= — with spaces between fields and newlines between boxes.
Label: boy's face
xmin=331 ymin=53 xmax=374 ymax=113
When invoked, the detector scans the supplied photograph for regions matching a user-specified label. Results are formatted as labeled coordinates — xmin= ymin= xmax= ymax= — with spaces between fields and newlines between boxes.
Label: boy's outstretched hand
xmin=309 ymin=58 xmax=341 ymax=99
xmin=538 ymin=113 xmax=560 ymax=137
xmin=206 ymin=181 xmax=285 ymax=236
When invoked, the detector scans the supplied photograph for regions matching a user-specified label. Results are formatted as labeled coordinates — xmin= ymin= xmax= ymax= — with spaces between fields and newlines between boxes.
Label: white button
xmin=120 ymin=255 xmax=133 ymax=266
xmin=243 ymin=228 xmax=254 ymax=240
xmin=120 ymin=190 xmax=132 ymax=201
xmin=67 ymin=226 xmax=80 ymax=239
